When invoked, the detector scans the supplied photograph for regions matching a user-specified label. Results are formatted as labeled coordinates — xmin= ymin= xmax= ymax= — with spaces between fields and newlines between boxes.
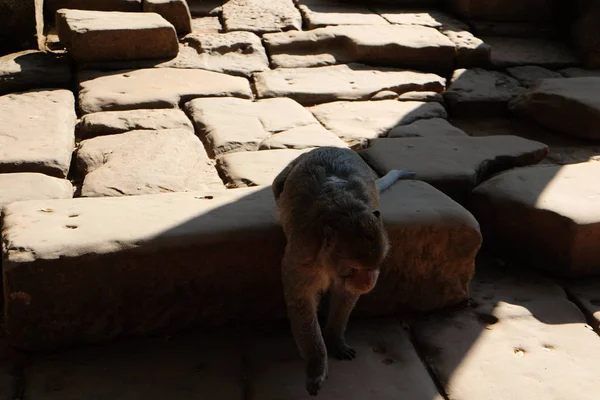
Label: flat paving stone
xmin=443 ymin=68 xmax=525 ymax=117
xmin=78 ymin=109 xmax=193 ymax=139
xmin=471 ymin=162 xmax=600 ymax=277
xmin=143 ymin=0 xmax=192 ymax=35
xmin=484 ymin=36 xmax=580 ymax=68
xmin=247 ymin=320 xmax=443 ymax=399
xmin=388 ymin=118 xmax=468 ymax=138
xmin=509 ymin=77 xmax=600 ymax=140
xmin=0 ymin=89 xmax=75 ymax=178
xmin=0 ymin=50 xmax=71 ymax=95
xmin=506 ymin=65 xmax=562 ymax=87
xmin=560 ymin=67 xmax=600 ymax=78
xmin=253 ymin=63 xmax=446 ymax=106
xmin=46 ymin=0 xmax=142 ymax=14
xmin=374 ymin=7 xmax=469 ymax=29
xmin=0 ymin=173 xmax=73 ymax=209
xmin=78 ymin=68 xmax=252 ymax=114
xmin=185 ymin=97 xmax=318 ymax=157
xmin=360 ymin=135 xmax=548 ymax=203
xmin=296 ymin=0 xmax=389 ymax=29
xmin=190 ymin=16 xmax=222 ymax=33
xmin=259 ymin=123 xmax=348 ymax=150
xmin=222 ymin=0 xmax=302 ymax=34
xmin=309 ymin=100 xmax=447 ymax=140
xmin=442 ymin=28 xmax=491 ymax=68
xmin=24 ymin=331 xmax=242 ymax=400
xmin=398 ymin=90 xmax=444 ymax=103
xmin=56 ymin=10 xmax=178 ymax=63
xmin=412 ymin=260 xmax=600 ymax=400
xmin=263 ymin=24 xmax=456 ymax=72
xmin=76 ymin=128 xmax=224 ymax=197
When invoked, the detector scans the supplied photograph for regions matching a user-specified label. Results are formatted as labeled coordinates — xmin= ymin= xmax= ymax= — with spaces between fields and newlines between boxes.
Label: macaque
xmin=272 ymin=146 xmax=414 ymax=396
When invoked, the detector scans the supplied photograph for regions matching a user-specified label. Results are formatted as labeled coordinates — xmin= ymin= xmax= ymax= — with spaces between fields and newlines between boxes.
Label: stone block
xmin=0 ymin=50 xmax=71 ymax=95
xmin=143 ymin=0 xmax=192 ymax=35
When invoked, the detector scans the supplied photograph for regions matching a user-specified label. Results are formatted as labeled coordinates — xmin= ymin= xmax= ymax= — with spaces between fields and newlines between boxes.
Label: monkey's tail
xmin=376 ymin=169 xmax=416 ymax=193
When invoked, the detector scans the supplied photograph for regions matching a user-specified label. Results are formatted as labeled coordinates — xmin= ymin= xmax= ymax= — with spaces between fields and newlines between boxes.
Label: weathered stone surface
xmin=388 ymin=118 xmax=468 ymax=138
xmin=56 ymin=10 xmax=178 ymax=63
xmin=448 ymin=0 xmax=554 ymax=22
xmin=0 ymin=89 xmax=75 ymax=178
xmin=78 ymin=68 xmax=252 ymax=114
xmin=509 ymin=77 xmax=600 ymax=140
xmin=443 ymin=68 xmax=525 ymax=117
xmin=374 ymin=7 xmax=469 ymax=31
xmin=46 ymin=0 xmax=142 ymax=15
xmin=215 ymin=149 xmax=310 ymax=187
xmin=470 ymin=21 xmax=557 ymax=38
xmin=566 ymin=279 xmax=600 ymax=330
xmin=506 ymin=65 xmax=562 ymax=88
xmin=247 ymin=320 xmax=443 ymax=399
xmin=560 ymin=67 xmax=600 ymax=78
xmin=143 ymin=0 xmax=192 ymax=35
xmin=259 ymin=124 xmax=348 ymax=150
xmin=0 ymin=50 xmax=71 ymax=95
xmin=296 ymin=1 xmax=389 ymax=29
xmin=310 ymin=100 xmax=447 ymax=140
xmin=24 ymin=331 xmax=242 ymax=400
xmin=263 ymin=25 xmax=456 ymax=72
xmin=190 ymin=16 xmax=222 ymax=33
xmin=0 ymin=173 xmax=73 ymax=209
xmin=78 ymin=109 xmax=193 ymax=139
xmin=360 ymin=136 xmax=548 ymax=203
xmin=222 ymin=0 xmax=302 ymax=34
xmin=185 ymin=97 xmax=318 ymax=157
xmin=76 ymin=129 xmax=224 ymax=197
xmin=254 ymin=63 xmax=446 ymax=106
xmin=413 ymin=261 xmax=600 ymax=400
xmin=398 ymin=90 xmax=443 ymax=103
xmin=442 ymin=29 xmax=491 ymax=68
xmin=187 ymin=0 xmax=223 ymax=16
xmin=484 ymin=37 xmax=579 ymax=68
xmin=2 ymin=177 xmax=480 ymax=350
xmin=471 ymin=162 xmax=600 ymax=277
xmin=571 ymin=1 xmax=600 ymax=68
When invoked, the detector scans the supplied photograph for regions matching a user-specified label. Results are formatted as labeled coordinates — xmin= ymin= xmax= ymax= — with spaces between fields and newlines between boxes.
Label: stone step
xmin=221 ymin=0 xmax=302 ymax=35
xmin=2 ymin=181 xmax=481 ymax=350
xmin=484 ymin=37 xmax=580 ymax=69
xmin=295 ymin=0 xmax=389 ymax=29
xmin=56 ymin=10 xmax=179 ymax=63
xmin=0 ymin=173 xmax=73 ymax=209
xmin=143 ymin=0 xmax=193 ymax=35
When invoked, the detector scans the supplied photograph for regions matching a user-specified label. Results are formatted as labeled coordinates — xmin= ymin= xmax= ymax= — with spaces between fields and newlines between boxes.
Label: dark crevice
xmin=562 ymin=286 xmax=600 ymax=335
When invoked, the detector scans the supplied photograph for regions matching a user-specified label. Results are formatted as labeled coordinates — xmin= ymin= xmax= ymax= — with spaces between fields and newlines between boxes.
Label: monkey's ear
xmin=373 ymin=210 xmax=381 ymax=219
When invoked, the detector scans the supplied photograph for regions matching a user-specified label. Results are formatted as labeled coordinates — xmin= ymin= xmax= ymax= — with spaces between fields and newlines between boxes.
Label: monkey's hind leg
xmin=323 ymin=282 xmax=360 ymax=360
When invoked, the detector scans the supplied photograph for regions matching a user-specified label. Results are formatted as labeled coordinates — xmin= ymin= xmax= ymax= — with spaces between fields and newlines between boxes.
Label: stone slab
xmin=374 ymin=8 xmax=469 ymax=30
xmin=471 ymin=162 xmax=600 ymax=277
xmin=560 ymin=67 xmax=600 ymax=78
xmin=506 ymin=65 xmax=562 ymax=88
xmin=412 ymin=261 xmax=600 ymax=400
xmin=45 ymin=0 xmax=142 ymax=15
xmin=247 ymin=320 xmax=443 ymax=399
xmin=259 ymin=123 xmax=348 ymax=150
xmin=76 ymin=128 xmax=224 ymax=197
xmin=0 ymin=50 xmax=71 ymax=95
xmin=190 ymin=16 xmax=222 ymax=33
xmin=398 ymin=90 xmax=443 ymax=103
xmin=263 ymin=24 xmax=456 ymax=72
xmin=360 ymin=136 xmax=548 ymax=204
xmin=143 ymin=0 xmax=192 ymax=35
xmin=443 ymin=68 xmax=525 ymax=117
xmin=0 ymin=173 xmax=73 ymax=209
xmin=388 ymin=118 xmax=468 ymax=138
xmin=78 ymin=109 xmax=193 ymax=139
xmin=78 ymin=68 xmax=252 ymax=114
xmin=509 ymin=77 xmax=600 ymax=140
xmin=185 ymin=97 xmax=318 ymax=157
xmin=442 ymin=29 xmax=491 ymax=68
xmin=222 ymin=0 xmax=302 ymax=34
xmin=24 ymin=331 xmax=242 ymax=400
xmin=0 ymin=89 xmax=75 ymax=178
xmin=447 ymin=0 xmax=554 ymax=22
xmin=56 ymin=10 xmax=178 ymax=63
xmin=484 ymin=37 xmax=580 ymax=69
xmin=2 ymin=178 xmax=481 ymax=350
xmin=309 ymin=100 xmax=447 ymax=140
xmin=565 ymin=279 xmax=600 ymax=330
xmin=254 ymin=63 xmax=446 ymax=106
xmin=296 ymin=1 xmax=389 ymax=29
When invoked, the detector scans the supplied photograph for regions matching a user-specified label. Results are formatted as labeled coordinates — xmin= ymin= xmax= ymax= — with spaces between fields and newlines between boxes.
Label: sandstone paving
xmin=309 ymin=100 xmax=447 ymax=140
xmin=443 ymin=68 xmax=525 ymax=116
xmin=295 ymin=0 xmax=389 ymax=29
xmin=509 ymin=77 xmax=600 ymax=140
xmin=56 ymin=10 xmax=178 ymax=63
xmin=254 ymin=63 xmax=446 ymax=106
xmin=0 ymin=50 xmax=71 ymax=95
xmin=505 ymin=65 xmax=562 ymax=88
xmin=471 ymin=162 xmax=600 ymax=277
xmin=263 ymin=24 xmax=456 ymax=72
xmin=78 ymin=109 xmax=194 ymax=139
xmin=484 ymin=36 xmax=580 ymax=68
xmin=442 ymin=29 xmax=491 ymax=68
xmin=46 ymin=0 xmax=142 ymax=15
xmin=247 ymin=320 xmax=443 ymax=399
xmin=0 ymin=89 xmax=75 ymax=178
xmin=185 ymin=97 xmax=318 ymax=157
xmin=190 ymin=16 xmax=222 ymax=33
xmin=143 ymin=0 xmax=192 ymax=35
xmin=259 ymin=123 xmax=348 ymax=150
xmin=559 ymin=67 xmax=600 ymax=78
xmin=412 ymin=260 xmax=600 ymax=400
xmin=359 ymin=136 xmax=548 ymax=203
xmin=222 ymin=0 xmax=302 ymax=35
xmin=564 ymin=279 xmax=600 ymax=330
xmin=76 ymin=128 xmax=224 ymax=197
xmin=387 ymin=118 xmax=468 ymax=138
xmin=397 ymin=90 xmax=443 ymax=103
xmin=77 ymin=68 xmax=252 ymax=114
xmin=0 ymin=173 xmax=73 ymax=209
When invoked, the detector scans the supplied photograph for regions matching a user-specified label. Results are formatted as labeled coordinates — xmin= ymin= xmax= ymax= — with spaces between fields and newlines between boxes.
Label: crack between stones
xmin=562 ymin=286 xmax=600 ymax=336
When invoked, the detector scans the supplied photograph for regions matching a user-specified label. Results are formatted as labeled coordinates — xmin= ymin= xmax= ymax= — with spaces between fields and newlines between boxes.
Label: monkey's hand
xmin=326 ymin=338 xmax=356 ymax=360
xmin=306 ymin=361 xmax=328 ymax=396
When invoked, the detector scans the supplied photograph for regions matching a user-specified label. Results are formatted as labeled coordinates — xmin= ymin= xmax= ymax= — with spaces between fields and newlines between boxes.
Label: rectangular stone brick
xmin=46 ymin=0 xmax=142 ymax=15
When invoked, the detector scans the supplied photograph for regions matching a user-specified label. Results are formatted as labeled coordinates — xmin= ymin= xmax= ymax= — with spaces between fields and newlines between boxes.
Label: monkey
xmin=272 ymin=146 xmax=415 ymax=396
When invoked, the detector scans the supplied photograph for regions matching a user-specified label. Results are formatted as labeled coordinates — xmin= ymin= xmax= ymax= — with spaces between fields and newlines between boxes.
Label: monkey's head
xmin=322 ymin=209 xmax=389 ymax=295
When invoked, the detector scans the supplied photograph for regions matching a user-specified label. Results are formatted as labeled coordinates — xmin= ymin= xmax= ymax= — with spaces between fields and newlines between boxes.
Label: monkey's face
xmin=342 ymin=267 xmax=380 ymax=294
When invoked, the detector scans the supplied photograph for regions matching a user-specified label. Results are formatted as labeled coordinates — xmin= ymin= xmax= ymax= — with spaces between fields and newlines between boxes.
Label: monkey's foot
xmin=327 ymin=340 xmax=356 ymax=360
xmin=306 ymin=374 xmax=326 ymax=396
